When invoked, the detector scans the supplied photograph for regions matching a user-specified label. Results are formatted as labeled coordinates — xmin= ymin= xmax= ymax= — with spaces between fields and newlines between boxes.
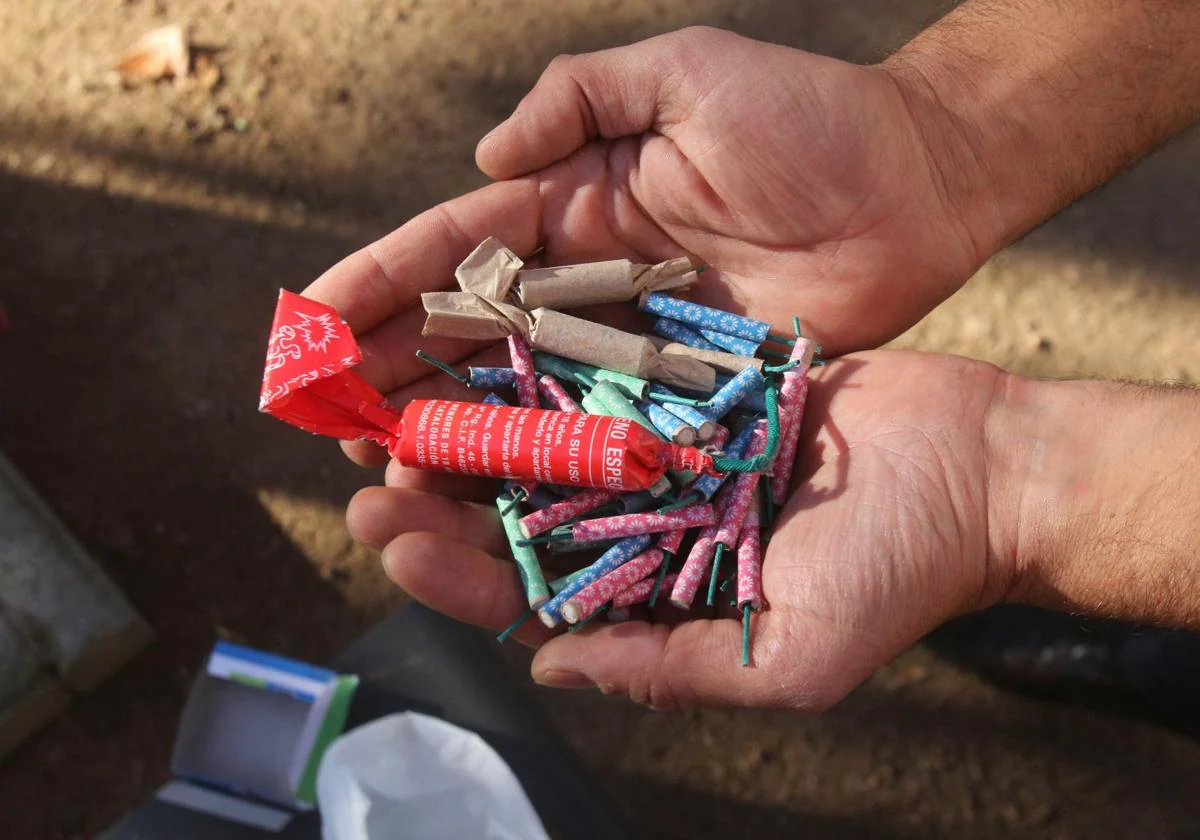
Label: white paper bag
xmin=317 ymin=712 xmax=550 ymax=840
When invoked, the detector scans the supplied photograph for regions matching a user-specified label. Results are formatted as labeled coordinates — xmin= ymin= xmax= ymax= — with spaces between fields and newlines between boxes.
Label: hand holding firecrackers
xmin=261 ymin=239 xmax=821 ymax=666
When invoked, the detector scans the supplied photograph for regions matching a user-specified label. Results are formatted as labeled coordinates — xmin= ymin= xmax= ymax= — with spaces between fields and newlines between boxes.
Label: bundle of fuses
xmin=259 ymin=239 xmax=820 ymax=666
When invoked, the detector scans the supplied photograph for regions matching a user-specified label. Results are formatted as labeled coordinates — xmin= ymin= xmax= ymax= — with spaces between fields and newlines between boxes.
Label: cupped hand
xmin=346 ymin=351 xmax=1017 ymax=709
xmin=305 ymin=27 xmax=984 ymax=466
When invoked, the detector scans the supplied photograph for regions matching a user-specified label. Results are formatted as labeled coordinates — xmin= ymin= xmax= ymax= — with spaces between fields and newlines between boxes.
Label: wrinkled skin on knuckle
xmin=544 ymin=52 xmax=577 ymax=78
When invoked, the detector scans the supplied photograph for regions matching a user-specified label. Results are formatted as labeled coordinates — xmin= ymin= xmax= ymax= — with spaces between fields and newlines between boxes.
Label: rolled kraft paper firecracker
xmin=646 ymin=336 xmax=764 ymax=376
xmin=536 ymin=375 xmax=581 ymax=412
xmin=483 ymin=393 xmax=510 ymax=407
xmin=560 ymin=548 xmax=665 ymax=624
xmin=653 ymin=317 xmax=723 ymax=353
xmin=539 ymin=535 xmax=652 ymax=626
xmin=496 ymin=495 xmax=551 ymax=609
xmin=641 ymin=293 xmax=771 ymax=343
xmin=529 ymin=309 xmax=716 ymax=392
xmin=467 ymin=367 xmax=518 ymax=389
xmin=518 ymin=487 xmax=617 ymax=538
xmin=507 ymin=335 xmax=540 ymax=408
xmin=420 ymin=294 xmax=716 ymax=392
xmin=514 ymin=257 xmax=696 ymax=310
xmin=454 ymin=236 xmax=523 ymax=300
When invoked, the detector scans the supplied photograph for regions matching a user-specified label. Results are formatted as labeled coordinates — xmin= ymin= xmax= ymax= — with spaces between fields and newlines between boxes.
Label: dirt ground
xmin=2 ymin=0 xmax=1199 ymax=837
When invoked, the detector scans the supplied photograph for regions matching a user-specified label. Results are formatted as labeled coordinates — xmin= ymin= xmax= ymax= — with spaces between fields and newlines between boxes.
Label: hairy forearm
xmin=987 ymin=373 xmax=1200 ymax=628
xmin=884 ymin=0 xmax=1200 ymax=259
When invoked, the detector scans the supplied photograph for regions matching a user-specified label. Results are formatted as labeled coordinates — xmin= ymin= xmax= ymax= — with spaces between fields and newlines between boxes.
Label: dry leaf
xmin=116 ymin=24 xmax=190 ymax=84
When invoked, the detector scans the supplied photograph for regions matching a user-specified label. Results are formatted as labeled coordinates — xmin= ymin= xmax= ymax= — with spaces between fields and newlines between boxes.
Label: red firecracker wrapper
xmin=260 ymin=290 xmax=713 ymax=492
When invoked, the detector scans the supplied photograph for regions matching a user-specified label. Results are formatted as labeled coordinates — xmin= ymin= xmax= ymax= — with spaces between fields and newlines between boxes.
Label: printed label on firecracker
xmin=396 ymin=400 xmax=656 ymax=491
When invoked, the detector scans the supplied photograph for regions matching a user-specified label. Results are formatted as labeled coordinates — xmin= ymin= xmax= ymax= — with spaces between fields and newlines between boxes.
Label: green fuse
xmin=533 ymin=352 xmax=650 ymax=400
xmin=496 ymin=494 xmax=551 ymax=609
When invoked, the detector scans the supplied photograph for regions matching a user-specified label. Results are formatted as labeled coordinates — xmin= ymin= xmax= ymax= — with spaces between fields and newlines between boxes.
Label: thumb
xmin=476 ymin=27 xmax=727 ymax=180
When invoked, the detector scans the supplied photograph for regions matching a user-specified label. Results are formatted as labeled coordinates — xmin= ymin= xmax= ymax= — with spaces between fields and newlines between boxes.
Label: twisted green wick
xmin=414 ymin=350 xmax=468 ymax=384
xmin=708 ymin=381 xmax=781 ymax=473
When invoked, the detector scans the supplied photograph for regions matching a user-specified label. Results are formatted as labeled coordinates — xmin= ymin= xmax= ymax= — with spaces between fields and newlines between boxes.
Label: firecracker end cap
xmin=259 ymin=289 xmax=363 ymax=414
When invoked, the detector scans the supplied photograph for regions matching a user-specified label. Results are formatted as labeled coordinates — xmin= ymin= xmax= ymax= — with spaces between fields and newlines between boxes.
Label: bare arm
xmin=886 ymin=0 xmax=1200 ymax=258
xmin=990 ymin=375 xmax=1200 ymax=629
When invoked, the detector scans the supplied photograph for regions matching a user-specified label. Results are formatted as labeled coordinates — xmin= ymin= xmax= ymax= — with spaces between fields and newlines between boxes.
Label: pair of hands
xmin=308 ymin=28 xmax=1014 ymax=709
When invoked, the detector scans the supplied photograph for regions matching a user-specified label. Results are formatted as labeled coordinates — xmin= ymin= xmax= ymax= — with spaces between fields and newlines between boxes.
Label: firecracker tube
xmin=614 ymin=572 xmax=679 ymax=610
xmin=561 ymin=548 xmax=664 ymax=624
xmin=259 ymin=291 xmax=714 ymax=492
xmin=735 ymin=504 xmax=763 ymax=612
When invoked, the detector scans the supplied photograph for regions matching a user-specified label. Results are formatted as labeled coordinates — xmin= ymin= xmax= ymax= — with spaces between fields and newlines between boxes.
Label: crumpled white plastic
xmin=317 ymin=712 xmax=550 ymax=840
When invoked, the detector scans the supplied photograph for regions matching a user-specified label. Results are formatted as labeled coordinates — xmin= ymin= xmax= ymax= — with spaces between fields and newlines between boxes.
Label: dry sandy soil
xmin=2 ymin=0 xmax=1199 ymax=837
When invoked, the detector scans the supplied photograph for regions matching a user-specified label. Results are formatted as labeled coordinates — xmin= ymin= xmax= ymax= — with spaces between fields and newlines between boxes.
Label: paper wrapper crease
xmin=421 ymin=296 xmax=715 ymax=391
xmin=515 ymin=257 xmax=696 ymax=309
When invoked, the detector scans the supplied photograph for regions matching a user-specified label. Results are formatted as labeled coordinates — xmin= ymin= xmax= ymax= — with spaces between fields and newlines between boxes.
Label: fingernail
xmin=533 ymin=667 xmax=594 ymax=689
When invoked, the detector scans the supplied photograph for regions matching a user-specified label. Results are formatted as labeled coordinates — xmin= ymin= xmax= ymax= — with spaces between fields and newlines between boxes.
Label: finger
xmin=347 ymin=487 xmax=505 ymax=554
xmin=353 ymin=306 xmax=495 ymax=397
xmin=341 ymin=439 xmax=390 ymax=468
xmin=530 ymin=612 xmax=809 ymax=708
xmin=304 ymin=178 xmax=541 ymax=334
xmin=381 ymin=532 xmax=555 ymax=647
xmin=476 ymin=29 xmax=723 ymax=180
xmin=384 ymin=461 xmax=499 ymax=504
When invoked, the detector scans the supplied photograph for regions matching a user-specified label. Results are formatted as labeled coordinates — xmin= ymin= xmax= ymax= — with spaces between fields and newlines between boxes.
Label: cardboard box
xmin=164 ymin=641 xmax=358 ymax=830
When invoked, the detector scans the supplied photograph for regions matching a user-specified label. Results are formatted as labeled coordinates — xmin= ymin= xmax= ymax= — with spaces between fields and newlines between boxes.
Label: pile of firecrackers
xmin=260 ymin=239 xmax=820 ymax=666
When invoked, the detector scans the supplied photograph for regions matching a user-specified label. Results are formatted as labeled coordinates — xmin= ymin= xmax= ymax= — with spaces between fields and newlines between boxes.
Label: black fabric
xmin=103 ymin=603 xmax=627 ymax=839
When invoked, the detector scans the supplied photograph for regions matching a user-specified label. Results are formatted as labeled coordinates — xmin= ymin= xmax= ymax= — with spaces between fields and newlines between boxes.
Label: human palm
xmin=346 ymin=351 xmax=1010 ymax=709
xmin=477 ymin=27 xmax=982 ymax=352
